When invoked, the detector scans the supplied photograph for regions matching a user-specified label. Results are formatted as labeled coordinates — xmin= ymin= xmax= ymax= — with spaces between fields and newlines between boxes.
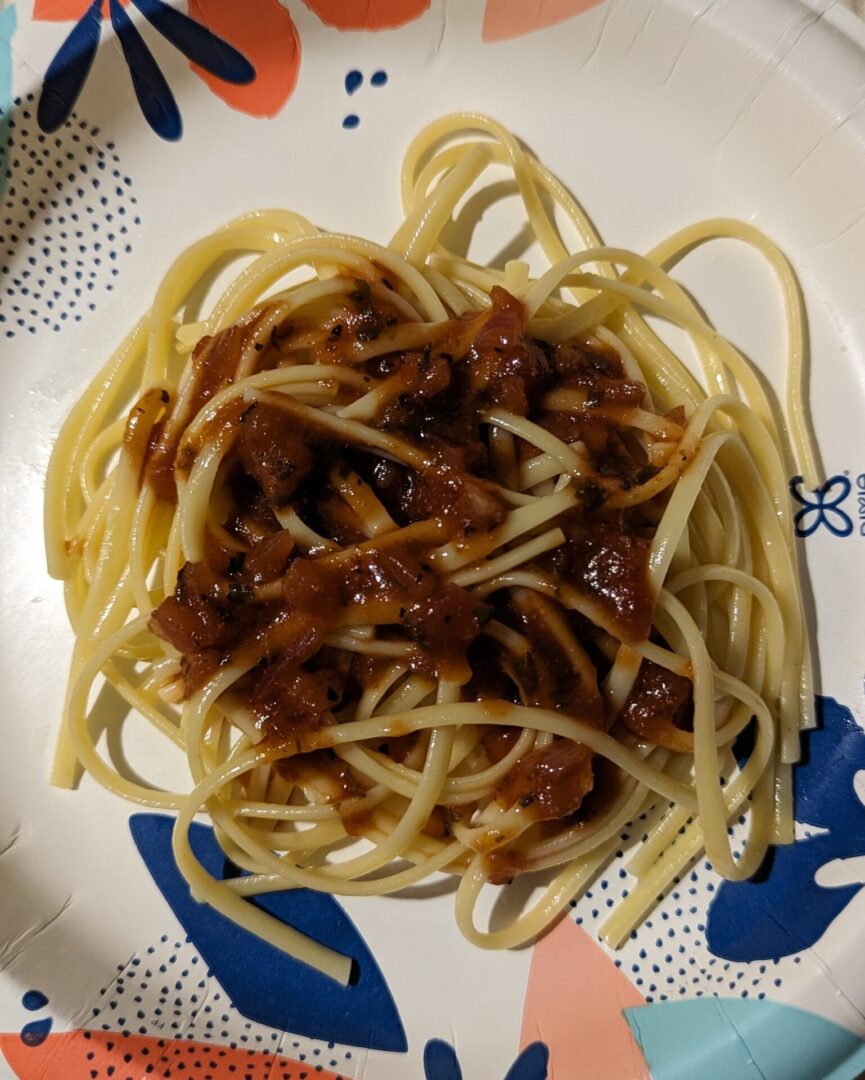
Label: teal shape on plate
xmin=0 ymin=3 xmax=16 ymax=200
xmin=624 ymin=998 xmax=865 ymax=1080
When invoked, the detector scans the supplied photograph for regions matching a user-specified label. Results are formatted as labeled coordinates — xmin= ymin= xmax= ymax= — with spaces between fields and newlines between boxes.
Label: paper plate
xmin=2 ymin=2 xmax=865 ymax=1077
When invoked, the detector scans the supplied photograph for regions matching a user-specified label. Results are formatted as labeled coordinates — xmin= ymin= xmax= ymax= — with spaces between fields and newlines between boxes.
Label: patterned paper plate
xmin=2 ymin=2 xmax=865 ymax=1077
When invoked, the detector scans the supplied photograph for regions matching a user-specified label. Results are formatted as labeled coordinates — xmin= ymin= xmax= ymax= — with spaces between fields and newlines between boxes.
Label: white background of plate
xmin=2 ymin=1 xmax=865 ymax=1077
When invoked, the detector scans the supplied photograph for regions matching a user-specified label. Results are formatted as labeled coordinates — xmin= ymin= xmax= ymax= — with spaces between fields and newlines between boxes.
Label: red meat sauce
xmin=142 ymin=280 xmax=693 ymax=853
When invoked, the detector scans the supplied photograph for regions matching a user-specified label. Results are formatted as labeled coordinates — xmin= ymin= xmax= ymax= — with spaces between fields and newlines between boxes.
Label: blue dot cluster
xmin=0 ymin=92 xmax=139 ymax=339
xmin=84 ymin=935 xmax=357 ymax=1077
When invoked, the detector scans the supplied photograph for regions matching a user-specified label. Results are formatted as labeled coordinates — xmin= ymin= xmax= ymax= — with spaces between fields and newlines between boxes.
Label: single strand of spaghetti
xmin=171 ymin=745 xmax=352 ymax=983
xmin=178 ymin=439 xmax=230 ymax=563
xmin=248 ymin=821 xmax=348 ymax=854
xmin=230 ymin=786 xmax=390 ymax=822
xmin=329 ymin=465 xmax=397 ymax=537
xmin=80 ymin=418 xmax=125 ymax=502
xmin=355 ymin=662 xmax=410 ymax=721
xmin=128 ymin=486 xmax=161 ymax=615
xmin=601 ymin=645 xmax=644 ymax=718
xmin=773 ymin=762 xmax=794 ymax=844
xmin=390 ymin=143 xmax=493 ymax=265
xmin=648 ymin=430 xmax=730 ymax=592
xmin=274 ymin=506 xmax=339 ymax=555
xmin=322 ymin=633 xmax=414 ymax=658
xmin=429 ymin=489 xmax=575 ymax=574
xmin=376 ymin=675 xmax=438 ymax=725
xmin=484 ymin=619 xmax=529 ymax=656
xmin=518 ymin=442 xmax=589 ymax=491
xmin=628 ymin=639 xmax=692 ymax=678
xmin=482 ymin=408 xmax=587 ymax=478
xmin=595 ymin=324 xmax=650 ymax=398
xmin=488 ymin=425 xmax=518 ymax=490
xmin=449 ymin=527 xmax=565 ymax=588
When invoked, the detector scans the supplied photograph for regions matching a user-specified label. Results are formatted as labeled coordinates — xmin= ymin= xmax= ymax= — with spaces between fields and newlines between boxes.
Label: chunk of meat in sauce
xmin=548 ymin=516 xmax=654 ymax=644
xmin=496 ymin=739 xmax=594 ymax=821
xmin=620 ymin=659 xmax=694 ymax=751
xmin=149 ymin=558 xmax=279 ymax=693
xmin=403 ymin=468 xmax=507 ymax=534
xmin=464 ymin=290 xmax=553 ymax=415
xmin=236 ymin=402 xmax=318 ymax=505
xmin=246 ymin=650 xmax=340 ymax=735
xmin=145 ymin=313 xmax=267 ymax=501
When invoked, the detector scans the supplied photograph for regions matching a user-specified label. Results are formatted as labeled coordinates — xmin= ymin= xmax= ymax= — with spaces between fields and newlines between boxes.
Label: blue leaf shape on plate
xmin=37 ymin=0 xmax=103 ymax=134
xmin=424 ymin=1039 xmax=463 ymax=1080
xmin=707 ymin=696 xmax=865 ymax=962
xmin=423 ymin=1038 xmax=549 ymax=1080
xmin=109 ymin=0 xmax=181 ymax=141
xmin=20 ymin=1019 xmax=52 ymax=1048
xmin=624 ymin=998 xmax=865 ymax=1080
xmin=130 ymin=0 xmax=254 ymax=84
xmin=503 ymin=1041 xmax=549 ymax=1080
xmin=130 ymin=813 xmax=407 ymax=1051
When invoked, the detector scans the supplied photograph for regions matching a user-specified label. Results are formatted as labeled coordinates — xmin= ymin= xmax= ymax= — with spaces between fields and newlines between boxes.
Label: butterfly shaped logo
xmin=706 ymin=696 xmax=865 ymax=961
xmin=789 ymin=475 xmax=853 ymax=538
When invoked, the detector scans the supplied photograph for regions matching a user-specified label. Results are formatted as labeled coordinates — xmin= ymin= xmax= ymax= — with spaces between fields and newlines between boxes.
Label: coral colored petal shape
xmin=520 ymin=917 xmax=650 ymax=1079
xmin=187 ymin=0 xmax=300 ymax=118
xmin=33 ymin=0 xmax=93 ymax=20
xmin=482 ymin=0 xmax=607 ymax=43
xmin=0 ymin=1030 xmax=342 ymax=1080
xmin=301 ymin=0 xmax=430 ymax=31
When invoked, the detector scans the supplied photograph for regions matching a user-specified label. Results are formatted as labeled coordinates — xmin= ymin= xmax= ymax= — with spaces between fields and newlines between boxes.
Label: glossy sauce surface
xmin=145 ymin=283 xmax=692 ymax=857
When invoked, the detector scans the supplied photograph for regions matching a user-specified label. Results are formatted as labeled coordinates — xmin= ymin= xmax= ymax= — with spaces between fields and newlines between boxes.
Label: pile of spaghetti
xmin=45 ymin=114 xmax=816 ymax=983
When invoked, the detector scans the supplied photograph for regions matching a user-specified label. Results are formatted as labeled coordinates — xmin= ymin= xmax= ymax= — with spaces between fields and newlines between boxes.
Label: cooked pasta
xmin=45 ymin=113 xmax=815 ymax=984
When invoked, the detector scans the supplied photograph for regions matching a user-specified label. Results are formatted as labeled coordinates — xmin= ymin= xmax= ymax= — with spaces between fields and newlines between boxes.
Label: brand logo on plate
xmin=789 ymin=475 xmax=855 ymax=537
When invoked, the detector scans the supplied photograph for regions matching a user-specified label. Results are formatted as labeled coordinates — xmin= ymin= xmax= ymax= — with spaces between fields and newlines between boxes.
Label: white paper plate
xmin=2 ymin=2 xmax=865 ymax=1078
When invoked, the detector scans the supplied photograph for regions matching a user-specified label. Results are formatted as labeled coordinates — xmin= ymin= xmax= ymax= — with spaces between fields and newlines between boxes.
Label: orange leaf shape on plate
xmin=0 ymin=1030 xmax=342 ymax=1080
xmin=33 ymin=0 xmax=124 ymax=18
xmin=482 ymin=0 xmax=607 ymax=42
xmin=520 ymin=917 xmax=651 ymax=1079
xmin=187 ymin=0 xmax=300 ymax=117
xmin=301 ymin=0 xmax=430 ymax=31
